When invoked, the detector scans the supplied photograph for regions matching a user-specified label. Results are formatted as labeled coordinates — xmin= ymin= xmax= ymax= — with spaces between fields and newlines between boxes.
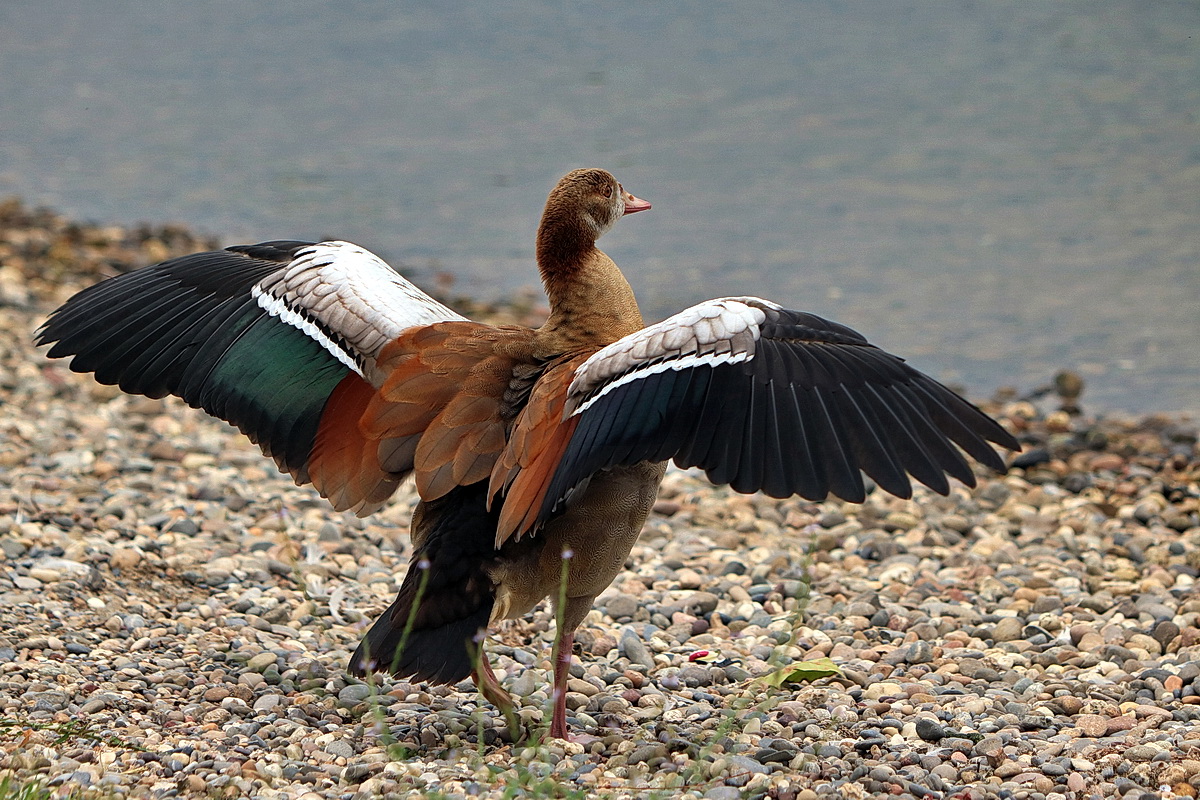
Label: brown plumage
xmin=37 ymin=167 xmax=1018 ymax=742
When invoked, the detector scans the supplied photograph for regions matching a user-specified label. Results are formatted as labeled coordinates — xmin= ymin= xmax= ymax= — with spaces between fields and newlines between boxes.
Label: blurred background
xmin=2 ymin=1 xmax=1197 ymax=415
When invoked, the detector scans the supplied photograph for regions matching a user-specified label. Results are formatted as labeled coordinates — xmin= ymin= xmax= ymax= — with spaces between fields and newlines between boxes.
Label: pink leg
xmin=549 ymin=628 xmax=575 ymax=740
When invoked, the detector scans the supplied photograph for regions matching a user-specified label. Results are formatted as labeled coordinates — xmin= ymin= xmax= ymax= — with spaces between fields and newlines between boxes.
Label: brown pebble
xmin=1075 ymin=714 xmax=1108 ymax=737
xmin=1089 ymin=453 xmax=1125 ymax=472
xmin=652 ymin=499 xmax=681 ymax=516
xmin=147 ymin=441 xmax=184 ymax=461
xmin=1022 ymin=774 xmax=1054 ymax=794
xmin=110 ymin=546 xmax=142 ymax=570
xmin=567 ymin=678 xmax=599 ymax=697
xmin=1160 ymin=766 xmax=1190 ymax=785
xmin=1106 ymin=715 xmax=1136 ymax=734
xmin=992 ymin=617 xmax=1024 ymax=642
xmin=1055 ymin=696 xmax=1084 ymax=715
xmin=588 ymin=634 xmax=618 ymax=655
xmin=671 ymin=611 xmax=699 ymax=627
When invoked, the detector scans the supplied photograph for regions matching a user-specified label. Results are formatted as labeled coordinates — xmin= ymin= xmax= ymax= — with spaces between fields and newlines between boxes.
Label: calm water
xmin=3 ymin=1 xmax=1198 ymax=415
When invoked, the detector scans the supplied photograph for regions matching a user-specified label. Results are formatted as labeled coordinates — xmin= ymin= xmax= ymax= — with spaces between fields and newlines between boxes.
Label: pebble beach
xmin=1 ymin=200 xmax=1198 ymax=800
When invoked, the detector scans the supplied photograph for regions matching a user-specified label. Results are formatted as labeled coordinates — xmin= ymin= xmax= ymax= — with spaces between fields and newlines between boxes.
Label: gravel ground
xmin=1 ymin=200 xmax=1199 ymax=800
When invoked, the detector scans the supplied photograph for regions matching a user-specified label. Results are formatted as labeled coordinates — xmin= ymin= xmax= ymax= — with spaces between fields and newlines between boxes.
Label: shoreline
xmin=3 ymin=195 xmax=1194 ymax=422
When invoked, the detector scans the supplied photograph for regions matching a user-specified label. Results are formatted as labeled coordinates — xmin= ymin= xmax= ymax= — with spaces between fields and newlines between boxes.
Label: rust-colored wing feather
xmin=282 ymin=320 xmax=544 ymax=518
xmin=490 ymin=356 xmax=586 ymax=544
xmin=309 ymin=374 xmax=400 ymax=515
xmin=362 ymin=322 xmax=541 ymax=504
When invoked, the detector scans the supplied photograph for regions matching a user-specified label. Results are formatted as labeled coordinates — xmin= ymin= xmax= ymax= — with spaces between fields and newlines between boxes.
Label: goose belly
xmin=489 ymin=460 xmax=667 ymax=622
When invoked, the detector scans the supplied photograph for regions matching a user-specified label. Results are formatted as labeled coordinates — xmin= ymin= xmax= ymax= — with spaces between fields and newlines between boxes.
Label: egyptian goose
xmin=38 ymin=168 xmax=1018 ymax=740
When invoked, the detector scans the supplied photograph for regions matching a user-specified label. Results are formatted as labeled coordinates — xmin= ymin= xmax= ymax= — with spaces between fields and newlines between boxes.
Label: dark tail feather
xmin=350 ymin=584 xmax=494 ymax=684
xmin=348 ymin=481 xmax=499 ymax=685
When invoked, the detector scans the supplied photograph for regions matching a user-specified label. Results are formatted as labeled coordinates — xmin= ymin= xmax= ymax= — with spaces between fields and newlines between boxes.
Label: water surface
xmin=3 ymin=1 xmax=1197 ymax=414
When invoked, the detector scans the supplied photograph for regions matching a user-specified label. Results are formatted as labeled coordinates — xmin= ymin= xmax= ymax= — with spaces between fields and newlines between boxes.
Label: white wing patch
xmin=566 ymin=297 xmax=779 ymax=416
xmin=571 ymin=349 xmax=752 ymax=416
xmin=252 ymin=285 xmax=365 ymax=377
xmin=254 ymin=241 xmax=467 ymax=381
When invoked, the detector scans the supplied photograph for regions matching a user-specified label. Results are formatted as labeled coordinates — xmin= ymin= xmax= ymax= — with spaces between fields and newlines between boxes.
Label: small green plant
xmin=484 ymin=760 xmax=590 ymax=800
xmin=0 ymin=774 xmax=125 ymax=800
xmin=0 ymin=775 xmax=53 ymax=800
xmin=758 ymin=657 xmax=841 ymax=688
xmin=0 ymin=717 xmax=144 ymax=752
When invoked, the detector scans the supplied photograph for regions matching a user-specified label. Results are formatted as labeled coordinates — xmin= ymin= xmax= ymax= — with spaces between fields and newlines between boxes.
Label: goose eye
xmin=604 ymin=184 xmax=614 ymax=199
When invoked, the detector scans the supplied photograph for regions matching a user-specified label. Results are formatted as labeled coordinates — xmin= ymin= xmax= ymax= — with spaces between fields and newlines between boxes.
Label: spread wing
xmin=37 ymin=240 xmax=468 ymax=510
xmin=495 ymin=296 xmax=1018 ymax=541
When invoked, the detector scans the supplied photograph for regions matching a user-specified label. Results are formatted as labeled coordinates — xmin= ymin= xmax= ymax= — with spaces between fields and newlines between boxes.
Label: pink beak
xmin=623 ymin=192 xmax=651 ymax=215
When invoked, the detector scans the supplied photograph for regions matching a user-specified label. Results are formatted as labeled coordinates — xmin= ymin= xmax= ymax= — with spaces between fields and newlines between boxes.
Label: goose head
xmin=539 ymin=168 xmax=650 ymax=247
